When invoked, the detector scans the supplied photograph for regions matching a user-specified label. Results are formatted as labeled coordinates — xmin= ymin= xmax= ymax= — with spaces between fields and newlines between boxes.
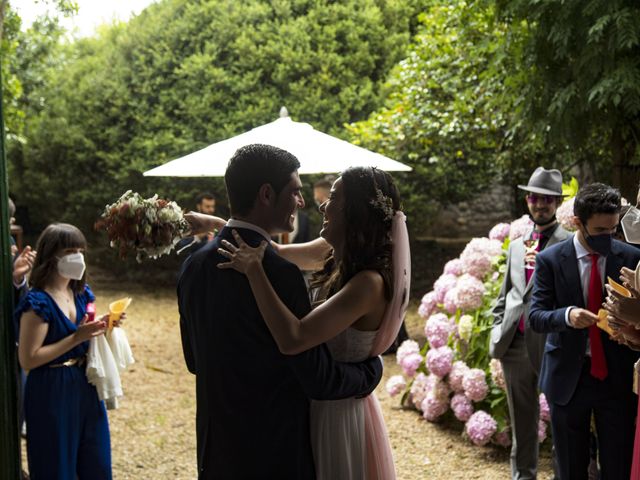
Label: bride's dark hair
xmin=311 ymin=167 xmax=401 ymax=301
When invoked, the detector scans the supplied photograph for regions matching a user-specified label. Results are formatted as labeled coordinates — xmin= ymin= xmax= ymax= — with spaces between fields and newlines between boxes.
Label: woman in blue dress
xmin=15 ymin=223 xmax=112 ymax=480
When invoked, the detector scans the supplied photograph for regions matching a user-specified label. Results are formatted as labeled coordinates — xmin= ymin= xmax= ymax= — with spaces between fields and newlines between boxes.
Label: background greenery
xmin=2 ymin=0 xmax=639 ymax=246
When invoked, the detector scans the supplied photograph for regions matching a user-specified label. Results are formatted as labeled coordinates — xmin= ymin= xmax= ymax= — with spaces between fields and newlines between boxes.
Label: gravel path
xmin=23 ymin=282 xmax=555 ymax=478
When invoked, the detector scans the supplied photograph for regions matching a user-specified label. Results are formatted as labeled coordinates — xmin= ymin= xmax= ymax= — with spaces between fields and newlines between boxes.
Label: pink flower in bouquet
xmin=386 ymin=375 xmax=407 ymax=397
xmin=444 ymin=258 xmax=463 ymax=276
xmin=509 ymin=215 xmax=534 ymax=241
xmin=450 ymin=393 xmax=474 ymax=422
xmin=434 ymin=274 xmax=458 ymax=303
xmin=448 ymin=360 xmax=470 ymax=393
xmin=396 ymin=339 xmax=420 ymax=365
xmin=424 ymin=313 xmax=452 ymax=348
xmin=462 ymin=368 xmax=489 ymax=402
xmin=494 ymin=429 xmax=512 ymax=448
xmin=455 ymin=274 xmax=486 ymax=312
xmin=465 ymin=410 xmax=498 ymax=446
xmin=426 ymin=346 xmax=454 ymax=378
xmin=556 ymin=197 xmax=578 ymax=231
xmin=443 ymin=288 xmax=459 ymax=314
xmin=421 ymin=392 xmax=449 ymax=422
xmin=489 ymin=359 xmax=506 ymax=390
xmin=539 ymin=393 xmax=550 ymax=422
xmin=419 ymin=292 xmax=438 ymax=319
xmin=489 ymin=222 xmax=510 ymax=242
xmin=401 ymin=352 xmax=423 ymax=377
xmin=538 ymin=419 xmax=547 ymax=443
xmin=410 ymin=373 xmax=430 ymax=409
xmin=457 ymin=314 xmax=474 ymax=342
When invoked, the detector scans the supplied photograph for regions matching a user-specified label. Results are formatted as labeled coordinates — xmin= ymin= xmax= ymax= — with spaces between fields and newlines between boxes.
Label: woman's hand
xmin=217 ymin=230 xmax=267 ymax=275
xmin=603 ymin=284 xmax=640 ymax=327
xmin=620 ymin=266 xmax=636 ymax=290
xmin=74 ymin=314 xmax=107 ymax=342
xmin=12 ymin=245 xmax=36 ymax=284
xmin=111 ymin=312 xmax=126 ymax=328
xmin=184 ymin=212 xmax=227 ymax=236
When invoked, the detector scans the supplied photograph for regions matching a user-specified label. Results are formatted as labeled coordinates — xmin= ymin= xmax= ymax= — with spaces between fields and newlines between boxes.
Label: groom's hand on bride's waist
xmin=355 ymin=356 xmax=384 ymax=399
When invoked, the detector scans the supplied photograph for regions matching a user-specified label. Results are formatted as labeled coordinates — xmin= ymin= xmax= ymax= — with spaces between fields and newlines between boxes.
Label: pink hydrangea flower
xmin=410 ymin=373 xmax=430 ymax=409
xmin=455 ymin=274 xmax=486 ymax=312
xmin=509 ymin=215 xmax=534 ymax=240
xmin=462 ymin=368 xmax=489 ymax=402
xmin=444 ymin=258 xmax=463 ymax=276
xmin=421 ymin=392 xmax=449 ymax=422
xmin=489 ymin=223 xmax=510 ymax=242
xmin=424 ymin=313 xmax=452 ymax=348
xmin=401 ymin=352 xmax=423 ymax=377
xmin=426 ymin=346 xmax=454 ymax=378
xmin=539 ymin=393 xmax=550 ymax=422
xmin=419 ymin=291 xmax=438 ymax=319
xmin=556 ymin=197 xmax=578 ymax=231
xmin=448 ymin=360 xmax=470 ymax=393
xmin=434 ymin=273 xmax=458 ymax=303
xmin=396 ymin=339 xmax=420 ymax=365
xmin=460 ymin=238 xmax=504 ymax=280
xmin=538 ymin=419 xmax=547 ymax=443
xmin=450 ymin=393 xmax=474 ymax=422
xmin=494 ymin=429 xmax=512 ymax=448
xmin=386 ymin=375 xmax=407 ymax=397
xmin=465 ymin=410 xmax=498 ymax=446
xmin=443 ymin=288 xmax=459 ymax=314
xmin=489 ymin=359 xmax=506 ymax=390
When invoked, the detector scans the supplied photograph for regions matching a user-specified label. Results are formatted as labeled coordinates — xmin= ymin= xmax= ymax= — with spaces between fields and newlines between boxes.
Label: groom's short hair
xmin=225 ymin=144 xmax=301 ymax=216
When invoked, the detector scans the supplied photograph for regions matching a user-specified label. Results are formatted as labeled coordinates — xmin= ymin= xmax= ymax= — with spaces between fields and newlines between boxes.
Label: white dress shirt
xmin=226 ymin=219 xmax=271 ymax=242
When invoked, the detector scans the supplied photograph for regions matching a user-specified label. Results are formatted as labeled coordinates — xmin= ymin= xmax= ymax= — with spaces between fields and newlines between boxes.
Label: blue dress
xmin=15 ymin=285 xmax=112 ymax=480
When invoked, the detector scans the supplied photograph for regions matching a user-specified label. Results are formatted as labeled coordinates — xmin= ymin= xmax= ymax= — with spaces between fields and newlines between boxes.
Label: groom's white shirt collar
xmin=226 ymin=219 xmax=271 ymax=242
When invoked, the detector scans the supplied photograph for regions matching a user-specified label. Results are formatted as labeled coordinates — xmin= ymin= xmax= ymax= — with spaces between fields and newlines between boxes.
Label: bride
xmin=216 ymin=166 xmax=410 ymax=480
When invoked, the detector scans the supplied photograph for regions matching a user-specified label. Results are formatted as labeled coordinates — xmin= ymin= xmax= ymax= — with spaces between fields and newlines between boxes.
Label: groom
xmin=177 ymin=144 xmax=383 ymax=479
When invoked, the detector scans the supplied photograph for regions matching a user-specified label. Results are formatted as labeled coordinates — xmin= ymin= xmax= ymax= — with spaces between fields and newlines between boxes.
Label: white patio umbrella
xmin=143 ymin=108 xmax=411 ymax=177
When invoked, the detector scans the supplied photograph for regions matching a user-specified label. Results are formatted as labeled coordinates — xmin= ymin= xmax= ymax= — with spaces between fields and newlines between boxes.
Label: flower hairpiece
xmin=370 ymin=187 xmax=395 ymax=221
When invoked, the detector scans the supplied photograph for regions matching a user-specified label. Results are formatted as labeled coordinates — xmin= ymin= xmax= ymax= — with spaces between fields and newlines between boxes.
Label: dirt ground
xmin=22 ymin=280 xmax=555 ymax=479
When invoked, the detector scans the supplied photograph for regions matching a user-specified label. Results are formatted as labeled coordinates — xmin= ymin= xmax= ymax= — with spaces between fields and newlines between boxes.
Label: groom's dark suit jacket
xmin=178 ymin=226 xmax=383 ymax=480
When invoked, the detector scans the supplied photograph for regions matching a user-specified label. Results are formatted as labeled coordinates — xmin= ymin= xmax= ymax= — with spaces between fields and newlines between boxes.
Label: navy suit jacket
xmin=178 ymin=226 xmax=383 ymax=479
xmin=529 ymin=235 xmax=640 ymax=406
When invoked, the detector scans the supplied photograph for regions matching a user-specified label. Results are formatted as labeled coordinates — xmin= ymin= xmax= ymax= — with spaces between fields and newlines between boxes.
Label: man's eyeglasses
xmin=526 ymin=194 xmax=558 ymax=205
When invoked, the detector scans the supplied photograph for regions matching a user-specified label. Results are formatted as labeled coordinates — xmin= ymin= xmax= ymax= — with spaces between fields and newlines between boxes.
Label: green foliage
xmin=496 ymin=0 xmax=640 ymax=175
xmin=7 ymin=0 xmax=427 ymax=233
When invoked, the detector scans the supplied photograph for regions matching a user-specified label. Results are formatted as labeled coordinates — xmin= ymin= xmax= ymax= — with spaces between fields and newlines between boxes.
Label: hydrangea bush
xmin=386 ymin=188 xmax=580 ymax=447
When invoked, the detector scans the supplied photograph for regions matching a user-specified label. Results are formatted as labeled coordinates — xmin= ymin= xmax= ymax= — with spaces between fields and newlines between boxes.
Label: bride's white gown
xmin=310 ymin=327 xmax=379 ymax=480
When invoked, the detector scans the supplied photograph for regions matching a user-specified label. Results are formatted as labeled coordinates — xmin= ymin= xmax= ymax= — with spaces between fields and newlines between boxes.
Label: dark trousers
xmin=549 ymin=359 xmax=636 ymax=480
xmin=502 ymin=334 xmax=540 ymax=480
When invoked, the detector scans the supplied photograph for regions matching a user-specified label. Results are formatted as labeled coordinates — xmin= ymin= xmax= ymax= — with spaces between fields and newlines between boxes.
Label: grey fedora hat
xmin=517 ymin=167 xmax=563 ymax=196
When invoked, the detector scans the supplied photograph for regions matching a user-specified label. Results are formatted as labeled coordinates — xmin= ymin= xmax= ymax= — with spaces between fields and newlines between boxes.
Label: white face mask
xmin=621 ymin=206 xmax=640 ymax=244
xmin=57 ymin=252 xmax=86 ymax=280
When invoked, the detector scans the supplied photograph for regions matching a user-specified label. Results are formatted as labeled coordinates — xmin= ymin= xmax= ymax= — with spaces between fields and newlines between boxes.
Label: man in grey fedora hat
xmin=491 ymin=167 xmax=568 ymax=479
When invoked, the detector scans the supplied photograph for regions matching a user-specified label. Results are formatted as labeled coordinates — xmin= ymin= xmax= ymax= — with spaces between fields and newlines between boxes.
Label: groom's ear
xmin=256 ymin=183 xmax=276 ymax=207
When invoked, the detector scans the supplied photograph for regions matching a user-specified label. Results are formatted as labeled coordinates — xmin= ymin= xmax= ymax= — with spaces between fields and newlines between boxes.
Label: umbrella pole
xmin=0 ymin=62 xmax=21 ymax=479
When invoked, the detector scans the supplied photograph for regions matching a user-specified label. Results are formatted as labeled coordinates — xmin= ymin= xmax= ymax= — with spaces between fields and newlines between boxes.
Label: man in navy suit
xmin=177 ymin=144 xmax=383 ymax=480
xmin=529 ymin=183 xmax=640 ymax=479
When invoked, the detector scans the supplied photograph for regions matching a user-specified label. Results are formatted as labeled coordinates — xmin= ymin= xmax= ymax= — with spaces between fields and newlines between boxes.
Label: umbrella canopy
xmin=143 ymin=110 xmax=411 ymax=177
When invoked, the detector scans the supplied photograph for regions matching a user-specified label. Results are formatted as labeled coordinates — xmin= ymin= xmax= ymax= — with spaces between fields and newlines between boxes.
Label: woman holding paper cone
xmin=14 ymin=223 xmax=113 ymax=480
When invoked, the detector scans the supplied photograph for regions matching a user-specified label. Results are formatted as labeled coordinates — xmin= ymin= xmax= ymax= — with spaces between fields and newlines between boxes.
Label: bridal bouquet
xmin=95 ymin=190 xmax=190 ymax=262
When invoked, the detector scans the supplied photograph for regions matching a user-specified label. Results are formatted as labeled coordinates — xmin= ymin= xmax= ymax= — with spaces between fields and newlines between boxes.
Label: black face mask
xmin=583 ymin=228 xmax=613 ymax=257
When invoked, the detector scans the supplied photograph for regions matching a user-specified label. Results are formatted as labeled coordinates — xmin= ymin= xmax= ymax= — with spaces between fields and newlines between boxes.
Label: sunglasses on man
xmin=526 ymin=194 xmax=560 ymax=205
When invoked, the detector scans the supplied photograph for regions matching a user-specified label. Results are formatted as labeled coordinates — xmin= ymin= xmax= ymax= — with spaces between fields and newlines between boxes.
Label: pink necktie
xmin=518 ymin=232 xmax=542 ymax=333
xmin=586 ymin=253 xmax=608 ymax=380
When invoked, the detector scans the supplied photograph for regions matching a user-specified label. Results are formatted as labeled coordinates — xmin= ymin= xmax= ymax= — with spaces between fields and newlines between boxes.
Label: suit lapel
xmin=605 ymin=240 xmax=626 ymax=283
xmin=558 ymin=235 xmax=585 ymax=308
xmin=512 ymin=238 xmax=527 ymax=294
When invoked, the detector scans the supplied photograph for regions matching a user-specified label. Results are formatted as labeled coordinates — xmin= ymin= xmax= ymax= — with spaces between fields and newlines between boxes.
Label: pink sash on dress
xmin=364 ymin=212 xmax=411 ymax=480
